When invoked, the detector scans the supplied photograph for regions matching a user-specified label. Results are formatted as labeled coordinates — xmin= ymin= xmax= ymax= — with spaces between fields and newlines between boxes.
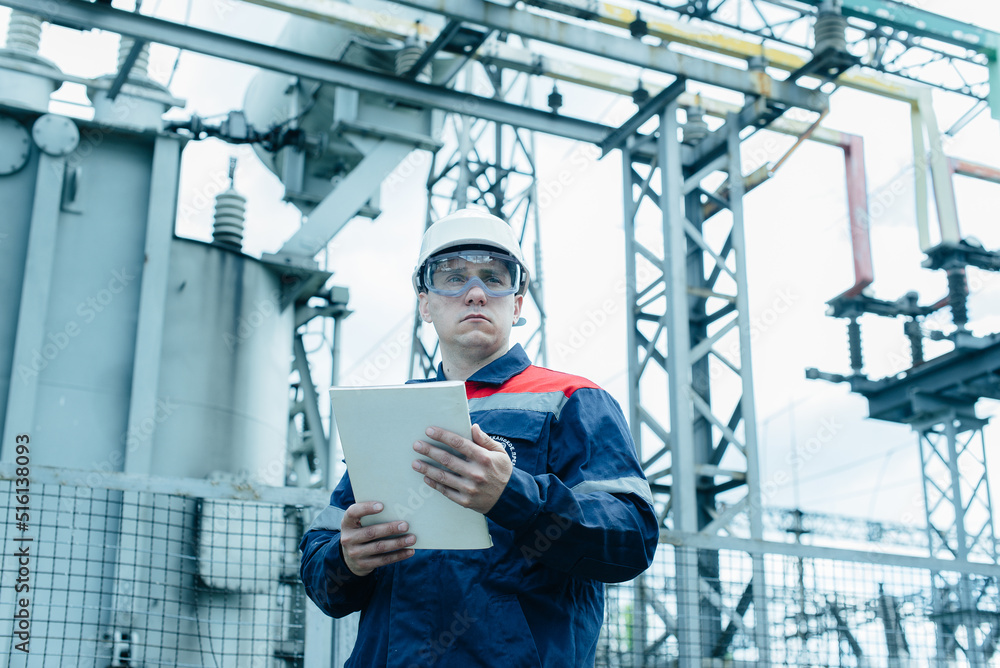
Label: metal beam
xmin=799 ymin=0 xmax=1000 ymax=54
xmin=107 ymin=38 xmax=145 ymax=100
xmin=859 ymin=334 xmax=1000 ymax=423
xmin=0 ymin=461 xmax=330 ymax=505
xmin=0 ymin=0 xmax=614 ymax=145
xmin=279 ymin=137 xmax=414 ymax=258
xmin=600 ymin=78 xmax=687 ymax=156
xmin=293 ymin=334 xmax=329 ymax=487
xmin=685 ymin=96 xmax=772 ymax=175
xmin=802 ymin=0 xmax=1000 ymax=117
xmin=244 ymin=0 xmax=941 ymax=116
xmin=1 ymin=153 xmax=65 ymax=460
xmin=665 ymin=530 xmax=1000 ymax=578
xmin=123 ymin=136 xmax=181 ymax=475
xmin=389 ymin=0 xmax=828 ymax=112
xmin=536 ymin=0 xmax=952 ymax=105
xmin=403 ymin=19 xmax=462 ymax=79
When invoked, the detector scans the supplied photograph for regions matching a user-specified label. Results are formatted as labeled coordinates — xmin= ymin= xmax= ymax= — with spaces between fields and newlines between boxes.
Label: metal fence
xmin=4 ymin=464 xmax=999 ymax=667
xmin=0 ymin=464 xmax=329 ymax=668
xmin=601 ymin=536 xmax=1000 ymax=667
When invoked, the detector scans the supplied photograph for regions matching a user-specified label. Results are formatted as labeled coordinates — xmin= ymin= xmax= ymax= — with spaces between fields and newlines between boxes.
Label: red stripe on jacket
xmin=466 ymin=365 xmax=599 ymax=400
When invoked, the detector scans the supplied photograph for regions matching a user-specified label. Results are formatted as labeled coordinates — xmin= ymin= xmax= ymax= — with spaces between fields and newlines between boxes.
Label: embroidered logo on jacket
xmin=489 ymin=434 xmax=516 ymax=466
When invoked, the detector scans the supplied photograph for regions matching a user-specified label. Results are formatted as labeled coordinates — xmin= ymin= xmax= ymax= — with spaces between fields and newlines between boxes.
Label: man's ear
xmin=418 ymin=293 xmax=433 ymax=323
xmin=512 ymin=294 xmax=523 ymax=324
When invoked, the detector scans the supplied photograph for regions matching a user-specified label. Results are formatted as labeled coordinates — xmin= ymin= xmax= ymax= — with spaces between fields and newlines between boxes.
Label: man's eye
xmin=445 ymin=274 xmax=467 ymax=284
xmin=485 ymin=275 xmax=503 ymax=285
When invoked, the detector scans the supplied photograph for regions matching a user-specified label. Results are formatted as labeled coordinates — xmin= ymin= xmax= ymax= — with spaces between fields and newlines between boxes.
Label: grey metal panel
xmin=27 ymin=133 xmax=154 ymax=470
xmin=1 ymin=151 xmax=65 ymax=462
xmin=0 ymin=112 xmax=38 ymax=447
xmin=153 ymin=239 xmax=293 ymax=484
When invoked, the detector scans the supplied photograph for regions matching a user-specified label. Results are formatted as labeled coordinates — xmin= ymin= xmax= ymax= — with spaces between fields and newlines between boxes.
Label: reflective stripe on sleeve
xmin=468 ymin=390 xmax=570 ymax=419
xmin=571 ymin=477 xmax=654 ymax=505
xmin=307 ymin=505 xmax=346 ymax=533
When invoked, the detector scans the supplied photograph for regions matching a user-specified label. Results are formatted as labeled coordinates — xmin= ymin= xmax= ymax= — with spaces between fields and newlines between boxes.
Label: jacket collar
xmin=435 ymin=344 xmax=530 ymax=385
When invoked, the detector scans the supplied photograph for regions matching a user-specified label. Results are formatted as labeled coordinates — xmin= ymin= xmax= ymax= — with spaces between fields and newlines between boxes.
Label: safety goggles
xmin=422 ymin=250 xmax=522 ymax=297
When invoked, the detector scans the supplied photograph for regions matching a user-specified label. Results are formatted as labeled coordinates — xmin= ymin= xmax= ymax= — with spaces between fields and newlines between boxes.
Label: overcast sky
xmin=5 ymin=0 xmax=999 ymax=530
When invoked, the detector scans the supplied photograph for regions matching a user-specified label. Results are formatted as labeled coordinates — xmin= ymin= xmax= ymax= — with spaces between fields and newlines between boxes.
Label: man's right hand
xmin=340 ymin=501 xmax=416 ymax=577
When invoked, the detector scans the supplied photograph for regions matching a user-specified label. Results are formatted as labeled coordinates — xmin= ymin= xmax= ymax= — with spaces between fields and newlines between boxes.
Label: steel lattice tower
xmin=410 ymin=61 xmax=548 ymax=377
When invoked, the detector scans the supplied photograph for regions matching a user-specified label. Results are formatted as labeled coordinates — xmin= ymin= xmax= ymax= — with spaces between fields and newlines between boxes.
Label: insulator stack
xmin=5 ymin=11 xmax=43 ymax=54
xmin=682 ymin=107 xmax=710 ymax=145
xmin=213 ymin=187 xmax=247 ymax=251
xmin=118 ymin=36 xmax=151 ymax=81
xmin=395 ymin=39 xmax=431 ymax=83
xmin=547 ymin=86 xmax=563 ymax=113
xmin=905 ymin=319 xmax=924 ymax=367
xmin=847 ymin=317 xmax=863 ymax=375
xmin=947 ymin=268 xmax=969 ymax=330
xmin=813 ymin=9 xmax=848 ymax=56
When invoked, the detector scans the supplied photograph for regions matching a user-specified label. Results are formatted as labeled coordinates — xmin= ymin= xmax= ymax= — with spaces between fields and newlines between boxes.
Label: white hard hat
xmin=412 ymin=208 xmax=529 ymax=295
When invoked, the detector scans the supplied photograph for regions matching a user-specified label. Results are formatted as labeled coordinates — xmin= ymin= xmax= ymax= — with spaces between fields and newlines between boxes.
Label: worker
xmin=299 ymin=208 xmax=659 ymax=667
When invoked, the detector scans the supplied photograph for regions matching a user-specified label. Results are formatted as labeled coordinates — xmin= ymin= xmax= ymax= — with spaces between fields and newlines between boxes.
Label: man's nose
xmin=464 ymin=282 xmax=487 ymax=304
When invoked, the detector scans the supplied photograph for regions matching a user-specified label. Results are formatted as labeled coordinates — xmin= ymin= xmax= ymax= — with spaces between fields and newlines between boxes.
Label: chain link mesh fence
xmin=600 ymin=540 xmax=1000 ymax=667
xmin=3 ymin=465 xmax=999 ymax=666
xmin=1 ymin=465 xmax=328 ymax=668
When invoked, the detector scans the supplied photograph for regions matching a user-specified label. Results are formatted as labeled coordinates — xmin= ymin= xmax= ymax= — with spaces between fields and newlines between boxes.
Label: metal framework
xmin=628 ymin=0 xmax=1000 ymax=118
xmin=918 ymin=412 xmax=996 ymax=666
xmin=3 ymin=0 xmax=1000 ymax=664
xmin=614 ymin=93 xmax=772 ymax=662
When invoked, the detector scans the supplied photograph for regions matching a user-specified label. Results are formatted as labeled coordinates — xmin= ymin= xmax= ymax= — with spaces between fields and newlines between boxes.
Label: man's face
xmin=418 ymin=252 xmax=523 ymax=359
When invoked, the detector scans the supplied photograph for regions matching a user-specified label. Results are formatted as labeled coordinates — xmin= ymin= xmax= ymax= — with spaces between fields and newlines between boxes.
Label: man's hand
xmin=412 ymin=424 xmax=513 ymax=514
xmin=340 ymin=501 xmax=416 ymax=577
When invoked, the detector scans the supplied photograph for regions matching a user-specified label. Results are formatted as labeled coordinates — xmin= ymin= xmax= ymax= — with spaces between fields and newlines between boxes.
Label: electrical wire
xmin=341 ymin=314 xmax=413 ymax=379
xmin=803 ymin=476 xmax=918 ymax=509
xmin=144 ymin=0 xmax=191 ymax=89
xmin=866 ymin=445 xmax=897 ymax=518
xmin=270 ymin=94 xmax=319 ymax=132
xmin=793 ymin=439 xmax=913 ymax=485
xmin=164 ymin=0 xmax=192 ymax=88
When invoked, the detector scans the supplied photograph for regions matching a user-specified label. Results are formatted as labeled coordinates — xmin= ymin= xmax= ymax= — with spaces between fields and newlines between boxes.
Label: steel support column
xmin=621 ymin=101 xmax=768 ymax=663
xmin=916 ymin=410 xmax=996 ymax=666
xmin=725 ymin=117 xmax=772 ymax=663
xmin=917 ymin=412 xmax=996 ymax=564
xmin=1 ymin=152 xmax=65 ymax=458
xmin=123 ymin=136 xmax=180 ymax=475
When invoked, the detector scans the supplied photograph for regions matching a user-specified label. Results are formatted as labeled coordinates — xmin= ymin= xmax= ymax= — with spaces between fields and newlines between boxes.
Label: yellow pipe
xmin=593 ymin=1 xmax=926 ymax=102
xmin=245 ymin=0 xmax=928 ymax=103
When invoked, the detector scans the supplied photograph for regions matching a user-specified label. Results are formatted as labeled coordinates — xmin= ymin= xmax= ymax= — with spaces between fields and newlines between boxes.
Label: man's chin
xmin=453 ymin=332 xmax=503 ymax=352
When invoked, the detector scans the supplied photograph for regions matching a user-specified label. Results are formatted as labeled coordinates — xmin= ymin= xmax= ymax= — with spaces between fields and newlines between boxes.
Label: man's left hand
xmin=412 ymin=424 xmax=513 ymax=514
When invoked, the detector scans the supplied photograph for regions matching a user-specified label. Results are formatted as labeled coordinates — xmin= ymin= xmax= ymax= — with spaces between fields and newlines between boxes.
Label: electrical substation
xmin=1 ymin=0 xmax=999 ymax=665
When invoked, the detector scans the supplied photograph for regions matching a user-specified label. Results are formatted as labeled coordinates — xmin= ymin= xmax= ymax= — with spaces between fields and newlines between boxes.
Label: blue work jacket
xmin=299 ymin=345 xmax=659 ymax=667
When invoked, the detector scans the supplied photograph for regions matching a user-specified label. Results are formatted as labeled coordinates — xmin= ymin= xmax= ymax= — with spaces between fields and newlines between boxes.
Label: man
xmin=300 ymin=208 xmax=659 ymax=667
